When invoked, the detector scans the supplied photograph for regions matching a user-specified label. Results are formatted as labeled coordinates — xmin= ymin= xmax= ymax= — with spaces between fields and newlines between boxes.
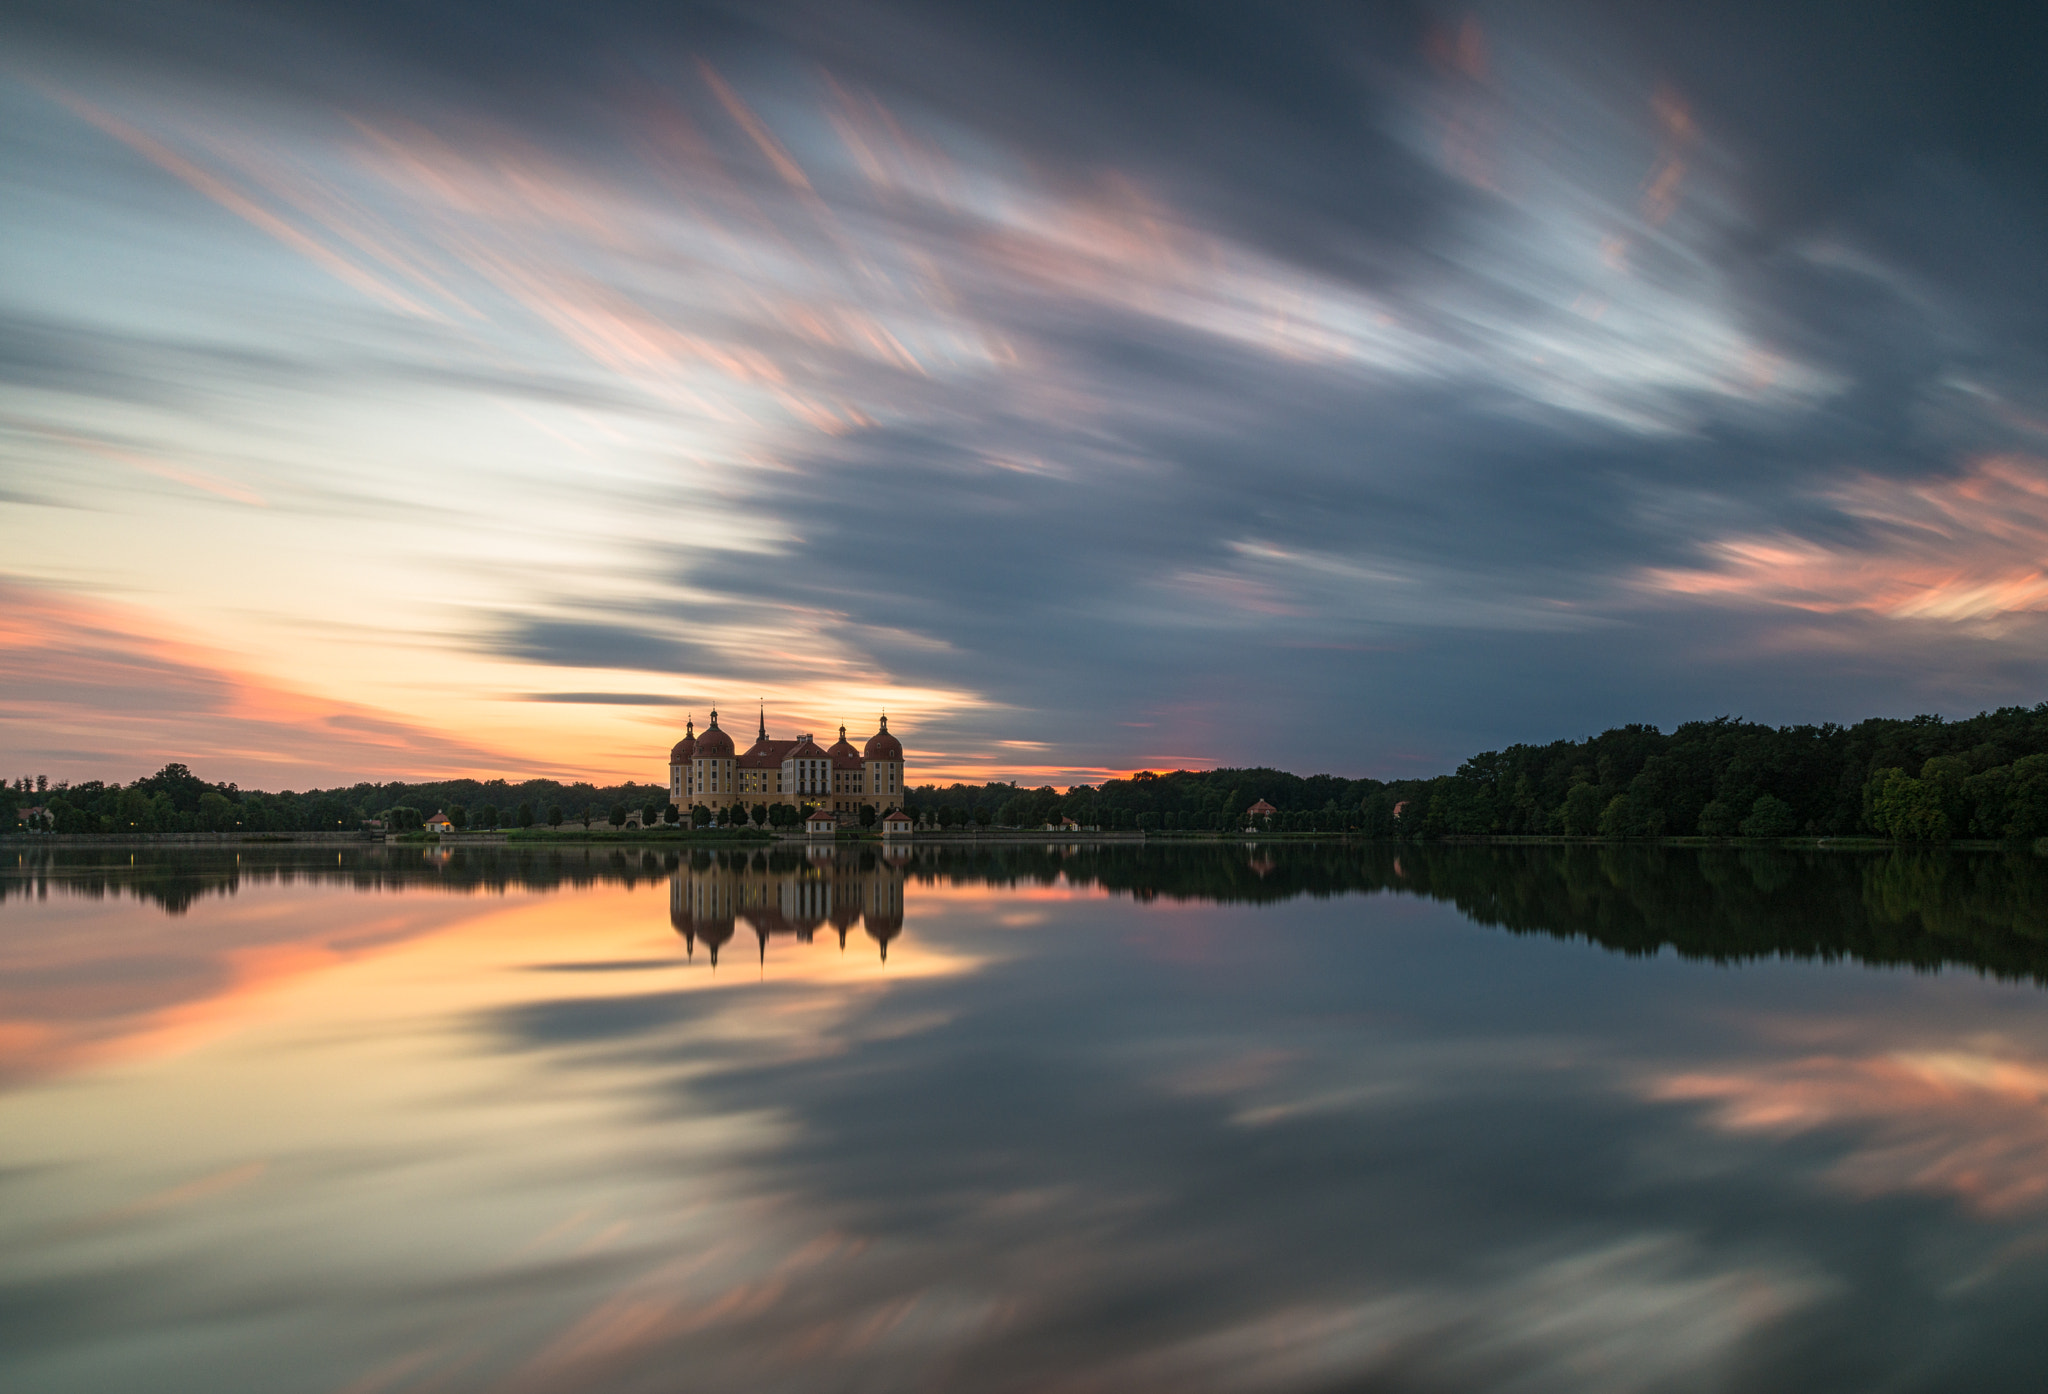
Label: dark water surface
xmin=5 ymin=842 xmax=2048 ymax=1392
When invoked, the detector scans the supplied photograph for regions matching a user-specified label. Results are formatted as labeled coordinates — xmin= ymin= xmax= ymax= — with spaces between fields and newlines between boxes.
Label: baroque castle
xmin=668 ymin=709 xmax=906 ymax=817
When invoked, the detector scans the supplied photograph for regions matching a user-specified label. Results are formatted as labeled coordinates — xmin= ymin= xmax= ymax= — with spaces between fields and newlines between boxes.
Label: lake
xmin=4 ymin=842 xmax=2047 ymax=1392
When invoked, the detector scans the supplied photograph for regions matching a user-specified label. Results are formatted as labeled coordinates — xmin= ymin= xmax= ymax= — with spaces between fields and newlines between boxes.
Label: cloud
xmin=1643 ymin=455 xmax=2048 ymax=626
xmin=5 ymin=2 xmax=2048 ymax=779
xmin=0 ymin=576 xmax=526 ymax=785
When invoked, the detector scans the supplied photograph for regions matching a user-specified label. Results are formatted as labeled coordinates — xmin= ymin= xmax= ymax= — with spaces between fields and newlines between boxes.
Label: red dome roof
xmin=669 ymin=732 xmax=696 ymax=764
xmin=826 ymin=723 xmax=859 ymax=759
xmin=863 ymin=715 xmax=902 ymax=761
xmin=694 ymin=710 xmax=735 ymax=757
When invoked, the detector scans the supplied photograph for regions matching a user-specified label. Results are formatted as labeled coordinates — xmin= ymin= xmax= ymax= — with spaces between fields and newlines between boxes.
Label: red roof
xmin=862 ymin=715 xmax=903 ymax=761
xmin=787 ymin=734 xmax=829 ymax=760
xmin=827 ymin=724 xmax=859 ymax=759
xmin=805 ymin=808 xmax=841 ymax=824
xmin=694 ymin=711 xmax=735 ymax=757
xmin=669 ymin=734 xmax=696 ymax=763
xmin=738 ymin=738 xmax=798 ymax=769
xmin=1247 ymin=799 xmax=1278 ymax=815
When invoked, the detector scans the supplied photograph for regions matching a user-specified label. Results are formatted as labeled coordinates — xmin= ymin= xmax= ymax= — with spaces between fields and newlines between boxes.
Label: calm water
xmin=5 ymin=842 xmax=2048 ymax=1392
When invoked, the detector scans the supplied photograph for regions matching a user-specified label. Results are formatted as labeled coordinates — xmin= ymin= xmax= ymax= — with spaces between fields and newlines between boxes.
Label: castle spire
xmin=759 ymin=702 xmax=767 ymax=741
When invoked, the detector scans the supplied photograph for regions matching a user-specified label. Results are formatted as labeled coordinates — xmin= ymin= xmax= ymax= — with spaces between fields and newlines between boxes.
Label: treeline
xmin=913 ymin=704 xmax=2048 ymax=841
xmin=17 ymin=702 xmax=2048 ymax=842
xmin=5 ymin=764 xmax=678 ymax=836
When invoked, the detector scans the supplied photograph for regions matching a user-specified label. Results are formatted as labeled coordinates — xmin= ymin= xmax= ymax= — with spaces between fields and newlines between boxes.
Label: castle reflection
xmin=669 ymin=844 xmax=911 ymax=966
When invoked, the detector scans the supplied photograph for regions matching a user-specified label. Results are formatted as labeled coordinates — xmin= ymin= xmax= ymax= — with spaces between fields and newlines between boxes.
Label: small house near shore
xmin=880 ymin=808 xmax=914 ymax=837
xmin=804 ymin=807 xmax=842 ymax=837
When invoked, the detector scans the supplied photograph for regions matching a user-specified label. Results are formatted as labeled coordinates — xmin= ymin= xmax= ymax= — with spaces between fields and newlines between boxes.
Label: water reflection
xmin=668 ymin=846 xmax=907 ymax=965
xmin=11 ymin=841 xmax=2048 ymax=983
xmin=5 ymin=844 xmax=2048 ymax=1390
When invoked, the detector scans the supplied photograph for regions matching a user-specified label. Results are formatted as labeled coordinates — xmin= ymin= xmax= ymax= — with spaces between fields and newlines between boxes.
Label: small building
xmin=880 ymin=807 xmax=914 ymax=838
xmin=424 ymin=811 xmax=455 ymax=833
xmin=804 ymin=807 xmax=842 ymax=837
xmin=1246 ymin=799 xmax=1278 ymax=825
xmin=1044 ymin=816 xmax=1081 ymax=832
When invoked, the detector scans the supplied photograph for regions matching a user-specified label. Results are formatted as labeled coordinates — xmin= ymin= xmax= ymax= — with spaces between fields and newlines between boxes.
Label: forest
xmin=12 ymin=702 xmax=2048 ymax=841
xmin=916 ymin=704 xmax=2048 ymax=842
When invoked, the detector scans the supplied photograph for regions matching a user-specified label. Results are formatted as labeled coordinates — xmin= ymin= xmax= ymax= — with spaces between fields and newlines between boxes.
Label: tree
xmin=1864 ymin=769 xmax=1948 ymax=841
xmin=548 ymin=804 xmax=563 ymax=828
xmin=517 ymin=803 xmax=535 ymax=828
xmin=751 ymin=803 xmax=768 ymax=828
xmin=691 ymin=803 xmax=712 ymax=828
xmin=1739 ymin=794 xmax=1799 ymax=838
xmin=609 ymin=804 xmax=627 ymax=828
xmin=448 ymin=804 xmax=467 ymax=830
xmin=663 ymin=802 xmax=680 ymax=826
xmin=1560 ymin=782 xmax=1604 ymax=836
xmin=477 ymin=804 xmax=499 ymax=830
xmin=1696 ymin=801 xmax=1737 ymax=837
xmin=859 ymin=804 xmax=876 ymax=828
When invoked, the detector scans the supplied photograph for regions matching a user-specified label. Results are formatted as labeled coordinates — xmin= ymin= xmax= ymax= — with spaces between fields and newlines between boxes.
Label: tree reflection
xmin=10 ymin=841 xmax=2048 ymax=985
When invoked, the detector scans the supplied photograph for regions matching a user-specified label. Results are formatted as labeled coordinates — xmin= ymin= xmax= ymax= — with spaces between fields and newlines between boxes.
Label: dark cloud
xmin=8 ymin=0 xmax=2048 ymax=775
xmin=482 ymin=617 xmax=730 ymax=676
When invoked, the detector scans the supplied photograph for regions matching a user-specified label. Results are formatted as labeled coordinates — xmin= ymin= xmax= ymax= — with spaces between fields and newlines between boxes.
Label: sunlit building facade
xmin=667 ymin=708 xmax=906 ymax=816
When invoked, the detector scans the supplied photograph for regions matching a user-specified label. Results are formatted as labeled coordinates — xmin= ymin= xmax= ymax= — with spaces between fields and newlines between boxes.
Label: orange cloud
xmin=1649 ymin=1046 xmax=2048 ymax=1216
xmin=0 ymin=576 xmax=525 ymax=786
xmin=1642 ymin=455 xmax=2048 ymax=623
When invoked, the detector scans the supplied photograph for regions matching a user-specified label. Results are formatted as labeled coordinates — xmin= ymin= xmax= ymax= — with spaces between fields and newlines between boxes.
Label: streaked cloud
xmin=2 ymin=3 xmax=2046 ymax=782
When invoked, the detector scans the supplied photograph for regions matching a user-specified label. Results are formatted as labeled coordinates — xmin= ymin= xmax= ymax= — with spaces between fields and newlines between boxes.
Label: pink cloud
xmin=0 ymin=577 xmax=525 ymax=786
xmin=1643 ymin=454 xmax=2048 ymax=624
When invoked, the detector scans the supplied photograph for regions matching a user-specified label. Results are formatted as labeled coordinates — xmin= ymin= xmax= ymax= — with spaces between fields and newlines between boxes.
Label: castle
xmin=668 ymin=709 xmax=905 ymax=818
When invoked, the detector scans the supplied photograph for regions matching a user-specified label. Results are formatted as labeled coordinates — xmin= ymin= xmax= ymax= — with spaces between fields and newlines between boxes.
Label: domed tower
xmin=668 ymin=717 xmax=697 ymax=807
xmin=692 ymin=708 xmax=737 ymax=810
xmin=862 ymin=715 xmax=904 ymax=811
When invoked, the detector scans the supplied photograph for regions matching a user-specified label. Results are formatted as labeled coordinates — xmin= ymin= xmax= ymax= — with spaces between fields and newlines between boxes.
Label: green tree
xmin=1864 ymin=769 xmax=1948 ymax=841
xmin=1739 ymin=794 xmax=1799 ymax=837
xmin=517 ymin=802 xmax=535 ymax=828
xmin=1597 ymin=794 xmax=1636 ymax=839
xmin=1560 ymin=782 xmax=1604 ymax=836
xmin=609 ymin=804 xmax=627 ymax=828
xmin=477 ymin=804 xmax=499 ymax=830
xmin=859 ymin=804 xmax=876 ymax=828
xmin=448 ymin=805 xmax=468 ymax=829
xmin=548 ymin=805 xmax=563 ymax=828
xmin=1696 ymin=801 xmax=1738 ymax=837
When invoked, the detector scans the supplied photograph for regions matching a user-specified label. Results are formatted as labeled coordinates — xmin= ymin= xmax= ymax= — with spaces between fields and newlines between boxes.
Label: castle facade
xmin=668 ymin=709 xmax=906 ymax=817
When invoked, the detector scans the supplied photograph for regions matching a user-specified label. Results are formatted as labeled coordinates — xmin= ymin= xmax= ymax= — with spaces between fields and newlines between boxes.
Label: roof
xmin=669 ymin=734 xmax=696 ymax=763
xmin=1247 ymin=799 xmax=1278 ymax=814
xmin=694 ymin=711 xmax=735 ymax=757
xmin=805 ymin=807 xmax=841 ymax=824
xmin=862 ymin=715 xmax=903 ymax=761
xmin=880 ymin=807 xmax=912 ymax=822
xmin=738 ymin=738 xmax=799 ymax=769
xmin=832 ymin=751 xmax=863 ymax=771
xmin=787 ymin=735 xmax=829 ymax=760
xmin=826 ymin=724 xmax=859 ymax=758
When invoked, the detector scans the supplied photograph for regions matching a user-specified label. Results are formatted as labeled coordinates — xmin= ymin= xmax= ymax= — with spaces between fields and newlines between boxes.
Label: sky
xmin=4 ymin=1 xmax=2047 ymax=789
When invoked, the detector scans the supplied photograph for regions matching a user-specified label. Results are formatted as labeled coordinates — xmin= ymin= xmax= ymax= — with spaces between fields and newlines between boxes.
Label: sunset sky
xmin=4 ymin=2 xmax=2046 ymax=789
